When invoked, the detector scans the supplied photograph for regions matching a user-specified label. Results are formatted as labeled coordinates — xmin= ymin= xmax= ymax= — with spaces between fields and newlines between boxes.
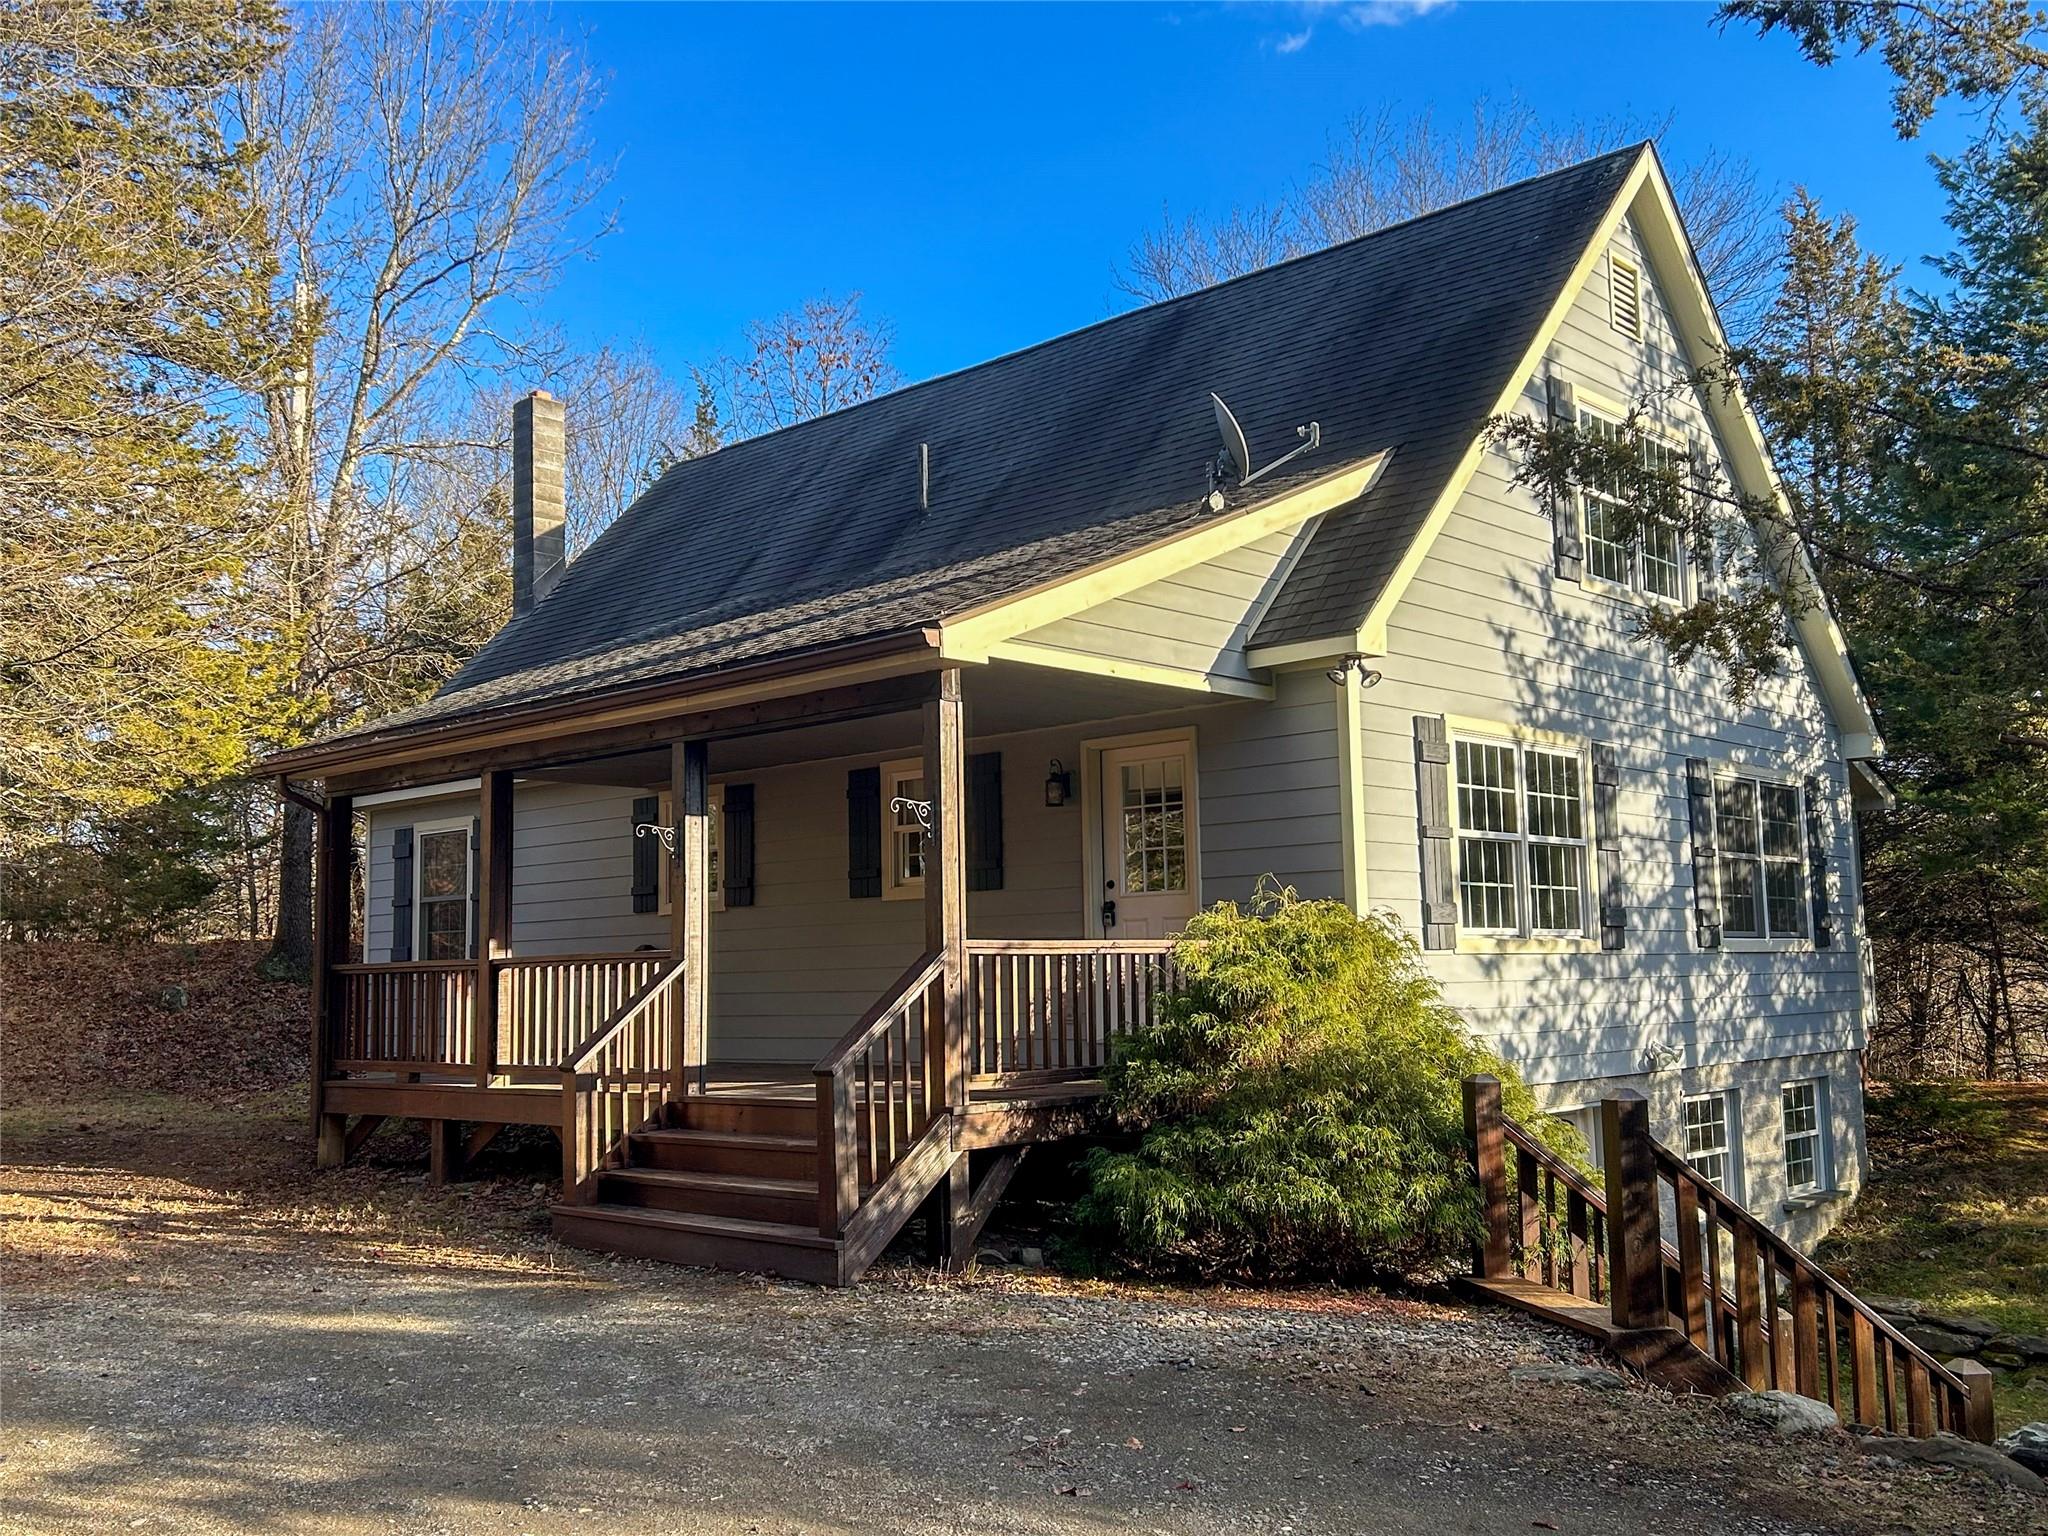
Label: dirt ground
xmin=4 ymin=1092 xmax=2043 ymax=1536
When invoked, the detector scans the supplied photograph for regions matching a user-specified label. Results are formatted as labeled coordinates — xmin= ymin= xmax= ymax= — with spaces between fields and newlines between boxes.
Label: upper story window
xmin=1451 ymin=733 xmax=1589 ymax=938
xmin=1578 ymin=409 xmax=1691 ymax=603
xmin=1714 ymin=773 xmax=1808 ymax=942
xmin=1608 ymin=253 xmax=1643 ymax=338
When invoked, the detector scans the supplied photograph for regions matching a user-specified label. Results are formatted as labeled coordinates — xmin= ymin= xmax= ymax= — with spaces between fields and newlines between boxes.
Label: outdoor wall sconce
xmin=1044 ymin=759 xmax=1073 ymax=807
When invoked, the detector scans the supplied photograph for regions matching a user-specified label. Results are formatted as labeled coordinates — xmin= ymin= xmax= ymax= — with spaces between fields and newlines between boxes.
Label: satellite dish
xmin=1210 ymin=392 xmax=1251 ymax=486
xmin=1207 ymin=390 xmax=1323 ymax=497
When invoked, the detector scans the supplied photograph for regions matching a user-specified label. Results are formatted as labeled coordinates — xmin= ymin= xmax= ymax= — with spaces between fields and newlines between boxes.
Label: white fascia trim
xmin=984 ymin=639 xmax=1274 ymax=699
xmin=354 ymin=777 xmax=483 ymax=809
xmin=937 ymin=452 xmax=1390 ymax=664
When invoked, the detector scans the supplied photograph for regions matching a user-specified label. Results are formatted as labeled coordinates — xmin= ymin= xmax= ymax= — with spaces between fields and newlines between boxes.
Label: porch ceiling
xmin=515 ymin=659 xmax=1241 ymax=786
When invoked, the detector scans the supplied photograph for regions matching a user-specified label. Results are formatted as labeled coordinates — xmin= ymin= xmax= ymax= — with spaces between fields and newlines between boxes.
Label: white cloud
xmin=1342 ymin=0 xmax=1454 ymax=28
xmin=1274 ymin=27 xmax=1315 ymax=53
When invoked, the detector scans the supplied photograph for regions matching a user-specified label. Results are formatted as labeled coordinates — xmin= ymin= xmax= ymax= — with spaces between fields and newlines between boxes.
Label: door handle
xmin=1101 ymin=898 xmax=1118 ymax=929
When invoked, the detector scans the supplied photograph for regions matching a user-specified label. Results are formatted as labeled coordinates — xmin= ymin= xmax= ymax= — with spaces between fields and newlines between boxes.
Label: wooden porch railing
xmin=964 ymin=939 xmax=1180 ymax=1081
xmin=815 ymin=951 xmax=948 ymax=1240
xmin=1463 ymin=1076 xmax=1996 ymax=1442
xmin=557 ymin=955 xmax=688 ymax=1201
xmin=327 ymin=953 xmax=671 ymax=1080
xmin=498 ymin=952 xmax=671 ymax=1071
xmin=330 ymin=961 xmax=476 ymax=1072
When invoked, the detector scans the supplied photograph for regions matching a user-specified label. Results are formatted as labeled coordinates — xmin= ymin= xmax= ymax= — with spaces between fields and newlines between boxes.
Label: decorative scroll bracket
xmin=635 ymin=821 xmax=679 ymax=859
xmin=889 ymin=796 xmax=935 ymax=842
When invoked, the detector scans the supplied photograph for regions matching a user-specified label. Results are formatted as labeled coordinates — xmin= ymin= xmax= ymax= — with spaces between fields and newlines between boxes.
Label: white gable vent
xmin=1609 ymin=253 xmax=1643 ymax=339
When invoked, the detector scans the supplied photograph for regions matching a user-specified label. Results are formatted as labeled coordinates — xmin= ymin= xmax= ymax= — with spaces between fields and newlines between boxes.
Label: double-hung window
xmin=655 ymin=790 xmax=725 ymax=914
xmin=1781 ymin=1080 xmax=1828 ymax=1194
xmin=1577 ymin=409 xmax=1689 ymax=602
xmin=883 ymin=759 xmax=925 ymax=899
xmin=414 ymin=819 xmax=472 ymax=961
xmin=1714 ymin=773 xmax=1808 ymax=941
xmin=1681 ymin=1091 xmax=1735 ymax=1192
xmin=1451 ymin=734 xmax=1589 ymax=938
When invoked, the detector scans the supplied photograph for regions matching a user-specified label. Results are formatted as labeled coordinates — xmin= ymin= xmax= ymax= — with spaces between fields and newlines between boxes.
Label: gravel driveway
xmin=4 ymin=1102 xmax=2041 ymax=1535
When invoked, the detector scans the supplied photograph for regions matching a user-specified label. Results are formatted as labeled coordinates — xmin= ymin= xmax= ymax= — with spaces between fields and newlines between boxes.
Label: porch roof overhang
xmin=262 ymin=628 xmax=943 ymax=788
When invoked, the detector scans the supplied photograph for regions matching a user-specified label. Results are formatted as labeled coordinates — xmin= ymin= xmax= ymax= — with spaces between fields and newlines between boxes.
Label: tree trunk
xmin=267 ymin=796 xmax=314 ymax=978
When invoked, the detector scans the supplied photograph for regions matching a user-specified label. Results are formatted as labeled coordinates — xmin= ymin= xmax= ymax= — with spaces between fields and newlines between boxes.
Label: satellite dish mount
xmin=1209 ymin=392 xmax=1321 ymax=500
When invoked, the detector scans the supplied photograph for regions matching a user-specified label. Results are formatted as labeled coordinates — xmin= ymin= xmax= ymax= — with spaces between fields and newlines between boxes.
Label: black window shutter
xmin=967 ymin=751 xmax=1003 ymax=892
xmin=1684 ymin=758 xmax=1722 ymax=950
xmin=1546 ymin=375 xmax=1584 ymax=581
xmin=1592 ymin=744 xmax=1627 ymax=951
xmin=630 ymin=795 xmax=660 ymax=914
xmin=1802 ymin=773 xmax=1835 ymax=947
xmin=468 ymin=816 xmax=481 ymax=961
xmin=1413 ymin=715 xmax=1457 ymax=950
xmin=723 ymin=783 xmax=756 ymax=908
xmin=847 ymin=766 xmax=882 ymax=899
xmin=389 ymin=825 xmax=414 ymax=961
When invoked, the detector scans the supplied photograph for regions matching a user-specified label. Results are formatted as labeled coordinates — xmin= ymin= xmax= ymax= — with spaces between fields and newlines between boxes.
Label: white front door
xmin=1099 ymin=741 xmax=1199 ymax=938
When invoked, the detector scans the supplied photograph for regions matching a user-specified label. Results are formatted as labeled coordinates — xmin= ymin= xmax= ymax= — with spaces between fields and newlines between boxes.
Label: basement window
xmin=1681 ymin=1091 xmax=1736 ymax=1193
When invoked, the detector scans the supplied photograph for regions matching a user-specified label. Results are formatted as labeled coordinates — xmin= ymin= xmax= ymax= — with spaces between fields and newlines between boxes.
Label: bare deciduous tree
xmin=1117 ymin=100 xmax=1779 ymax=335
xmin=715 ymin=291 xmax=899 ymax=438
xmin=238 ymin=0 xmax=610 ymax=973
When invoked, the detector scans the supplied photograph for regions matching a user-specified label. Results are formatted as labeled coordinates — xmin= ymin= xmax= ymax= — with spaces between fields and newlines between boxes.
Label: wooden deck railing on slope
xmin=330 ymin=960 xmax=476 ymax=1072
xmin=963 ymin=939 xmax=1180 ymax=1081
xmin=1463 ymin=1076 xmax=1996 ymax=1443
xmin=557 ymin=956 xmax=687 ymax=1201
xmin=814 ymin=951 xmax=949 ymax=1248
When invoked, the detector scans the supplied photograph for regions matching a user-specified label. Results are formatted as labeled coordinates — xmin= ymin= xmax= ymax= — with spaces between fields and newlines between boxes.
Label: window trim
xmin=881 ymin=757 xmax=926 ymax=901
xmin=1680 ymin=1089 xmax=1740 ymax=1199
xmin=411 ymin=815 xmax=473 ymax=962
xmin=1608 ymin=252 xmax=1644 ymax=339
xmin=1572 ymin=394 xmax=1694 ymax=608
xmin=655 ymin=788 xmax=725 ymax=916
xmin=1780 ymin=1078 xmax=1831 ymax=1197
xmin=1443 ymin=716 xmax=1595 ymax=953
xmin=1711 ymin=767 xmax=1812 ymax=950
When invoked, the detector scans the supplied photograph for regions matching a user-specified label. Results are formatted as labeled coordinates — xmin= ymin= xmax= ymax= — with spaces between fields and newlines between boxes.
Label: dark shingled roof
xmin=319 ymin=145 xmax=1641 ymax=751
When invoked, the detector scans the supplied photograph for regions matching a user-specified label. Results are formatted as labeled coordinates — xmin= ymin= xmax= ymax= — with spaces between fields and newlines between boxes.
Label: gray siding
xmin=359 ymin=700 xmax=1340 ymax=1064
xmin=1364 ymin=215 xmax=1867 ymax=1101
xmin=1013 ymin=526 xmax=1307 ymax=688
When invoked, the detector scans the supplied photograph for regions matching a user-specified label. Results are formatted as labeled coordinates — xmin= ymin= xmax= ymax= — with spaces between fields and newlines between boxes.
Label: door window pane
xmin=1120 ymin=756 xmax=1187 ymax=895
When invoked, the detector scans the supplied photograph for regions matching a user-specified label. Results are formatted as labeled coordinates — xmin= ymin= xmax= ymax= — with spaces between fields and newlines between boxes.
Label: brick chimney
xmin=512 ymin=389 xmax=566 ymax=613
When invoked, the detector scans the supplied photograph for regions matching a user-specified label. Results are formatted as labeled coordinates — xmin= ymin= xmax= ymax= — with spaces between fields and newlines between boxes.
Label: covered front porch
xmin=298 ymin=653 xmax=1284 ymax=1278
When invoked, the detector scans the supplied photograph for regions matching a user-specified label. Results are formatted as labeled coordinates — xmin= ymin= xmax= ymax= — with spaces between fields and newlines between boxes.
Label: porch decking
xmin=314 ymin=937 xmax=1180 ymax=1282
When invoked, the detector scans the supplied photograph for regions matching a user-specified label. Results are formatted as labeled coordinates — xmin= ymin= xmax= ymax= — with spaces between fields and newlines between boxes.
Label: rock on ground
xmin=2001 ymin=1422 xmax=2048 ymax=1477
xmin=1859 ymin=1432 xmax=2045 ymax=1494
xmin=1724 ymin=1391 xmax=1843 ymax=1436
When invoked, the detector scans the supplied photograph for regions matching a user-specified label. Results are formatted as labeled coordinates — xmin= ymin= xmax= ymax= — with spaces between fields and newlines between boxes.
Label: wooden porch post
xmin=311 ymin=789 xmax=354 ymax=1167
xmin=675 ymin=740 xmax=710 ymax=1096
xmin=1462 ymin=1075 xmax=1512 ymax=1278
xmin=473 ymin=769 xmax=513 ymax=1088
xmin=924 ymin=667 xmax=966 ymax=1114
xmin=1601 ymin=1090 xmax=1666 ymax=1332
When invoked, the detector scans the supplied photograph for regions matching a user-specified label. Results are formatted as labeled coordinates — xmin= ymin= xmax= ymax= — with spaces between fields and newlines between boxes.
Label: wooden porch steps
xmin=552 ymin=1202 xmax=844 ymax=1286
xmin=598 ymin=1167 xmax=817 ymax=1225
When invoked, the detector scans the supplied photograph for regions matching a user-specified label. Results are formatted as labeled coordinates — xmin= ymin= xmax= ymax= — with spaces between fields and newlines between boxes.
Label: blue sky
xmin=545 ymin=1 xmax=1976 ymax=383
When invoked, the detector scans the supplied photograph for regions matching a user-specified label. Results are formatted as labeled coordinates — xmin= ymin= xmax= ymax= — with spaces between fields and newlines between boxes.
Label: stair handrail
xmin=557 ymin=954 xmax=688 ymax=1202
xmin=814 ymin=949 xmax=947 ymax=1240
xmin=558 ymin=953 xmax=687 ymax=1074
xmin=1465 ymin=1076 xmax=1994 ymax=1442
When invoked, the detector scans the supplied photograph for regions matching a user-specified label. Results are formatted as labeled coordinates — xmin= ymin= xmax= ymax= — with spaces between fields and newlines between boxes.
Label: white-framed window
xmin=1558 ymin=1105 xmax=1607 ymax=1171
xmin=413 ymin=817 xmax=472 ymax=961
xmin=1577 ymin=408 xmax=1690 ymax=602
xmin=1781 ymin=1079 xmax=1828 ymax=1194
xmin=1608 ymin=252 xmax=1643 ymax=338
xmin=1714 ymin=773 xmax=1808 ymax=942
xmin=1681 ymin=1091 xmax=1735 ymax=1192
xmin=656 ymin=790 xmax=725 ymax=915
xmin=882 ymin=758 xmax=925 ymax=900
xmin=1450 ymin=732 xmax=1590 ymax=938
